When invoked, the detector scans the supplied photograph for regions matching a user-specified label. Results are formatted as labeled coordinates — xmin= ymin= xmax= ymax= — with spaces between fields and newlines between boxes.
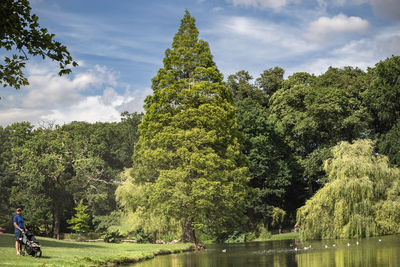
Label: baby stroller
xmin=21 ymin=232 xmax=42 ymax=257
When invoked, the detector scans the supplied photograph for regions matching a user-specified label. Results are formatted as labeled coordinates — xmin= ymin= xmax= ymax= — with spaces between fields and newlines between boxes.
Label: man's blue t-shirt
xmin=13 ymin=215 xmax=24 ymax=233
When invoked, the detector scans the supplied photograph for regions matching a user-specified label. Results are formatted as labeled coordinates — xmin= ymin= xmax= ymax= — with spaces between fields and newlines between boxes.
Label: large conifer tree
xmin=129 ymin=11 xmax=248 ymax=242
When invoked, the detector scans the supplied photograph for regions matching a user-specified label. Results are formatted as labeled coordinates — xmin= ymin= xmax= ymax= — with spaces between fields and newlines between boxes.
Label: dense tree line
xmin=1 ymin=9 xmax=399 ymax=242
xmin=227 ymin=55 xmax=400 ymax=239
xmin=0 ymin=112 xmax=142 ymax=238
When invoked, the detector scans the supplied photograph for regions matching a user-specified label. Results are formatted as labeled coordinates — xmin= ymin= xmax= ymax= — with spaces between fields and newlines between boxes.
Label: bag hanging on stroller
xmin=21 ymin=232 xmax=42 ymax=257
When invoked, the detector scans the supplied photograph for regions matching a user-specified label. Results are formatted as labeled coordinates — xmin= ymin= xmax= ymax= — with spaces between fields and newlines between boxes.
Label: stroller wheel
xmin=35 ymin=251 xmax=42 ymax=257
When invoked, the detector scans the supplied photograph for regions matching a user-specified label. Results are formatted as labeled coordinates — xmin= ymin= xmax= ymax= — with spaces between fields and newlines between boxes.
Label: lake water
xmin=134 ymin=235 xmax=400 ymax=267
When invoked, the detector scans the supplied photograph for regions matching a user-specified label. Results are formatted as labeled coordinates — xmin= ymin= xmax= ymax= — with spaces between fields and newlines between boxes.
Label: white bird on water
xmin=222 ymin=249 xmax=226 ymax=253
xmin=324 ymin=245 xmax=328 ymax=249
xmin=347 ymin=243 xmax=351 ymax=246
xmin=356 ymin=241 xmax=359 ymax=245
xmin=379 ymin=239 xmax=382 ymax=242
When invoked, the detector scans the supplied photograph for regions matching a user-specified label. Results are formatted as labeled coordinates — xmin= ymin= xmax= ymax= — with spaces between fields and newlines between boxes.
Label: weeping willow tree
xmin=115 ymin=169 xmax=182 ymax=240
xmin=297 ymin=139 xmax=400 ymax=240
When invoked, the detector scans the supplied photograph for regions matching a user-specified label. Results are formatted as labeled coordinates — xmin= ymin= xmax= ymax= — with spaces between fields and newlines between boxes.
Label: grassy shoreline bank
xmin=0 ymin=233 xmax=195 ymax=266
xmin=0 ymin=232 xmax=300 ymax=266
xmin=259 ymin=232 xmax=300 ymax=241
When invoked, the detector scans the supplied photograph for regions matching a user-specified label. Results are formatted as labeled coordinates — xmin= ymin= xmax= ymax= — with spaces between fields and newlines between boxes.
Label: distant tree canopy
xmin=225 ymin=57 xmax=400 ymax=235
xmin=0 ymin=0 xmax=77 ymax=90
xmin=1 ymin=112 xmax=142 ymax=237
xmin=227 ymin=71 xmax=296 ymax=229
xmin=297 ymin=139 xmax=400 ymax=240
xmin=268 ymin=66 xmax=371 ymax=196
xmin=363 ymin=56 xmax=400 ymax=134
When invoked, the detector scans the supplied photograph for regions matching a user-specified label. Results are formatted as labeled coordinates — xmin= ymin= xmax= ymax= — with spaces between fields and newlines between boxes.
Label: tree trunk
xmin=53 ymin=204 xmax=61 ymax=240
xmin=181 ymin=218 xmax=196 ymax=243
xmin=152 ymin=230 xmax=158 ymax=243
xmin=308 ymin=178 xmax=313 ymax=197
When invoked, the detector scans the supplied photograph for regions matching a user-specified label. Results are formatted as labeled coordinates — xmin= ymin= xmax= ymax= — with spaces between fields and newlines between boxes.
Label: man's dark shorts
xmin=14 ymin=231 xmax=22 ymax=241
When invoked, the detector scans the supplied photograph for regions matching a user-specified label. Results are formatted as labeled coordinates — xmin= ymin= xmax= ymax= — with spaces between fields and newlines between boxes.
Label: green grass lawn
xmin=253 ymin=232 xmax=300 ymax=242
xmin=269 ymin=232 xmax=300 ymax=240
xmin=0 ymin=233 xmax=194 ymax=266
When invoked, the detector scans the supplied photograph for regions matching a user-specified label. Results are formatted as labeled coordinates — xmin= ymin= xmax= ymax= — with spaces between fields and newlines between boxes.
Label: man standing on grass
xmin=13 ymin=208 xmax=27 ymax=256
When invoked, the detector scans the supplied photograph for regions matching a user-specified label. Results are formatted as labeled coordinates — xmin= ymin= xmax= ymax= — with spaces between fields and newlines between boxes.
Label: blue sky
xmin=1 ymin=0 xmax=399 ymax=126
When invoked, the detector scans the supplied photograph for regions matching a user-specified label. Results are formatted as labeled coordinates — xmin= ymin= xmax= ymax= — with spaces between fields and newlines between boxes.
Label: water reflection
xmin=134 ymin=235 xmax=400 ymax=267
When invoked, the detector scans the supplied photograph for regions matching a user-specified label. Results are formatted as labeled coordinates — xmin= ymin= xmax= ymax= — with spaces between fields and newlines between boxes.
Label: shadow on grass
xmin=35 ymin=256 xmax=50 ymax=259
xmin=0 ymin=234 xmax=105 ymax=249
xmin=38 ymin=239 xmax=106 ymax=249
xmin=21 ymin=255 xmax=51 ymax=259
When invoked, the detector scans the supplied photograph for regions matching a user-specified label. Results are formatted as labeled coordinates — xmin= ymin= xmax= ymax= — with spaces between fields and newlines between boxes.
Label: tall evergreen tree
xmin=126 ymin=11 xmax=249 ymax=243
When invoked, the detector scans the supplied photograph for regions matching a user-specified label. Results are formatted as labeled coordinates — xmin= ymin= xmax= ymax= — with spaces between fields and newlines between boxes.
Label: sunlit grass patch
xmin=0 ymin=233 xmax=194 ymax=266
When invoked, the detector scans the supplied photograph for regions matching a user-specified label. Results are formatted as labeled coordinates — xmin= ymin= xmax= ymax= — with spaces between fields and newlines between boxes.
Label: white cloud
xmin=18 ymin=64 xmax=117 ymax=109
xmin=227 ymin=0 xmax=287 ymax=10
xmin=101 ymin=87 xmax=120 ymax=106
xmin=42 ymin=96 xmax=121 ymax=123
xmin=0 ymin=63 xmax=150 ymax=127
xmin=114 ymin=87 xmax=151 ymax=114
xmin=217 ymin=16 xmax=315 ymax=52
xmin=203 ymin=12 xmax=398 ymax=81
xmin=305 ymin=13 xmax=369 ymax=42
xmin=289 ymin=25 xmax=400 ymax=75
xmin=204 ymin=16 xmax=317 ymax=75
xmin=41 ymin=87 xmax=149 ymax=125
xmin=0 ymin=108 xmax=49 ymax=126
